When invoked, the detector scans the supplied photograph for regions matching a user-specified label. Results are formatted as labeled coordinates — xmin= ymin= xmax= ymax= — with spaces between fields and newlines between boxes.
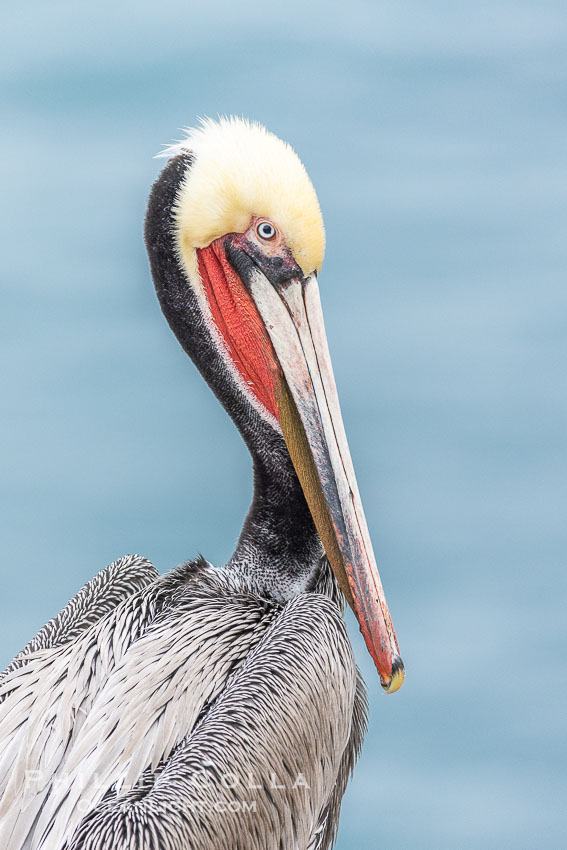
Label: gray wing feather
xmin=0 ymin=562 xmax=366 ymax=850
xmin=1 ymin=555 xmax=158 ymax=683
xmin=60 ymin=594 xmax=362 ymax=850
xmin=33 ymin=587 xmax=276 ymax=849
xmin=0 ymin=555 xmax=159 ymax=849
xmin=306 ymin=669 xmax=367 ymax=850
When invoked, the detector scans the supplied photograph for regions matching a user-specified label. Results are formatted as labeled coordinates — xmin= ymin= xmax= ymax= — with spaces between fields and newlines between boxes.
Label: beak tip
xmin=380 ymin=654 xmax=405 ymax=694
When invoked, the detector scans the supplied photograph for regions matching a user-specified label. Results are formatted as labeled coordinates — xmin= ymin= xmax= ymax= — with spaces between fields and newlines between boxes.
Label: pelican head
xmin=146 ymin=117 xmax=404 ymax=694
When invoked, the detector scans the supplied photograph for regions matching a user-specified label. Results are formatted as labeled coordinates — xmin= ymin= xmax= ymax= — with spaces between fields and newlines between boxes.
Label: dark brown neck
xmin=144 ymin=154 xmax=323 ymax=599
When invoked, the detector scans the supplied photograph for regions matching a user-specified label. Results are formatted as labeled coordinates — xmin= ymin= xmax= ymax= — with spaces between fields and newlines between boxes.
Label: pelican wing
xmin=0 ymin=555 xmax=160 ymax=849
xmin=1 ymin=555 xmax=159 ymax=684
xmin=0 ymin=560 xmax=365 ymax=850
xmin=55 ymin=593 xmax=364 ymax=850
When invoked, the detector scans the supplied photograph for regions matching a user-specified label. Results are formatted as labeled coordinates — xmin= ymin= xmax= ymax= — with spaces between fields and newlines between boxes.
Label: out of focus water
xmin=1 ymin=2 xmax=566 ymax=847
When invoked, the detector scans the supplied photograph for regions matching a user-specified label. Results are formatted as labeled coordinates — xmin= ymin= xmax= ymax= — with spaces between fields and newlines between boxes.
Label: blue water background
xmin=1 ymin=2 xmax=566 ymax=847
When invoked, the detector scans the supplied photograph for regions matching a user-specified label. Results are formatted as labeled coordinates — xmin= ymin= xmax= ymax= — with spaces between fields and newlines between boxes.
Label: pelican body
xmin=0 ymin=118 xmax=404 ymax=850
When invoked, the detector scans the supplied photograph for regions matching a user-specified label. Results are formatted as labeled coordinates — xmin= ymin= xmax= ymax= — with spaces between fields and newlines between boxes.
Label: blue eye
xmin=257 ymin=221 xmax=276 ymax=240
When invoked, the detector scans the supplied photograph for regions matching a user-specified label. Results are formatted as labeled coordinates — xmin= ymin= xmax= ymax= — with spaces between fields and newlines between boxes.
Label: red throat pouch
xmin=196 ymin=240 xmax=281 ymax=422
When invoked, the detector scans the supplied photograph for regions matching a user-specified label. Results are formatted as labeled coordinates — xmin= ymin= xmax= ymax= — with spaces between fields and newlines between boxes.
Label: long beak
xmin=248 ymin=270 xmax=404 ymax=693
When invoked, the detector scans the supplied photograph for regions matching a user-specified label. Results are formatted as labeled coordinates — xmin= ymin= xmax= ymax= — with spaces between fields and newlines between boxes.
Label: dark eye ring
xmin=256 ymin=221 xmax=276 ymax=240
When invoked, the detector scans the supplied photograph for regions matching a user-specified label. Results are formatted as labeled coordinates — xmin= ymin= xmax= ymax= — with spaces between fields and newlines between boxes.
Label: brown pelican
xmin=0 ymin=117 xmax=404 ymax=850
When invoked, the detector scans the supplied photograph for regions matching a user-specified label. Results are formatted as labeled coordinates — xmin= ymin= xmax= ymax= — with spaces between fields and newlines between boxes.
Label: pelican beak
xmin=247 ymin=269 xmax=404 ymax=693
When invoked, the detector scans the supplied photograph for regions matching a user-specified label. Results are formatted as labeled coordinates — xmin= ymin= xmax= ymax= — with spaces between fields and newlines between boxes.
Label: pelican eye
xmin=256 ymin=221 xmax=276 ymax=240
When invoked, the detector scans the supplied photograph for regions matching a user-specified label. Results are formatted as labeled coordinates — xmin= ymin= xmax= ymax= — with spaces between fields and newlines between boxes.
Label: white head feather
xmin=163 ymin=117 xmax=325 ymax=279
